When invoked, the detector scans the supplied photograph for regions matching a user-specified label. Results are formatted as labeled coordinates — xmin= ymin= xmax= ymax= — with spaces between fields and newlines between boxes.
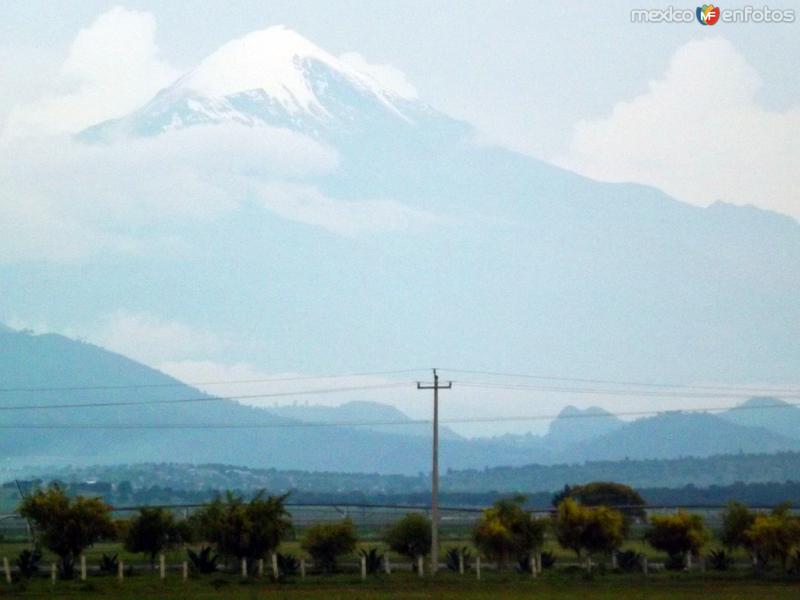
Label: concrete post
xmin=258 ymin=558 xmax=264 ymax=578
xmin=182 ymin=561 xmax=188 ymax=581
xmin=51 ymin=562 xmax=57 ymax=584
xmin=272 ymin=553 xmax=279 ymax=579
xmin=417 ymin=555 xmax=424 ymax=577
xmin=530 ymin=556 xmax=537 ymax=578
xmin=642 ymin=556 xmax=648 ymax=576
xmin=241 ymin=557 xmax=247 ymax=578
xmin=300 ymin=558 xmax=306 ymax=579
xmin=476 ymin=556 xmax=481 ymax=580
xmin=80 ymin=554 xmax=87 ymax=581
xmin=159 ymin=554 xmax=165 ymax=579
xmin=360 ymin=554 xmax=366 ymax=580
xmin=384 ymin=554 xmax=391 ymax=575
xmin=118 ymin=560 xmax=124 ymax=580
xmin=458 ymin=550 xmax=464 ymax=575
xmin=3 ymin=557 xmax=11 ymax=583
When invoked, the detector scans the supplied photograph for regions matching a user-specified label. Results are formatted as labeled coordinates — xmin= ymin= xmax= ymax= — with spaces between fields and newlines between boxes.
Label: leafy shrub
xmin=18 ymin=485 xmax=115 ymax=579
xmin=555 ymin=498 xmax=625 ymax=559
xmin=720 ymin=502 xmax=756 ymax=552
xmin=15 ymin=549 xmax=41 ymax=578
xmin=743 ymin=505 xmax=800 ymax=570
xmin=187 ymin=546 xmax=219 ymax=574
xmin=708 ymin=549 xmax=733 ymax=571
xmin=644 ymin=511 xmax=709 ymax=566
xmin=445 ymin=546 xmax=471 ymax=572
xmin=98 ymin=553 xmax=119 ymax=575
xmin=360 ymin=548 xmax=384 ymax=575
xmin=190 ymin=491 xmax=292 ymax=565
xmin=301 ymin=519 xmax=357 ymax=573
xmin=474 ymin=496 xmax=547 ymax=569
xmin=384 ymin=513 xmax=431 ymax=560
xmin=615 ymin=550 xmax=642 ymax=572
xmin=276 ymin=553 xmax=300 ymax=578
xmin=124 ymin=507 xmax=183 ymax=567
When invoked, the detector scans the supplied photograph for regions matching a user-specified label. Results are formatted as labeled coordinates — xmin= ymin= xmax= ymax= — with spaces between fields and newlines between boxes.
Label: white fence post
xmin=3 ymin=557 xmax=11 ymax=583
xmin=536 ymin=552 xmax=542 ymax=574
xmin=241 ymin=557 xmax=247 ymax=578
xmin=80 ymin=554 xmax=87 ymax=581
xmin=271 ymin=552 xmax=279 ymax=579
xmin=159 ymin=553 xmax=165 ymax=580
xmin=458 ymin=550 xmax=464 ymax=575
xmin=51 ymin=562 xmax=57 ymax=584
xmin=530 ymin=555 xmax=537 ymax=578
xmin=182 ymin=561 xmax=188 ymax=581
xmin=360 ymin=554 xmax=366 ymax=580
xmin=417 ymin=555 xmax=424 ymax=577
xmin=384 ymin=554 xmax=391 ymax=575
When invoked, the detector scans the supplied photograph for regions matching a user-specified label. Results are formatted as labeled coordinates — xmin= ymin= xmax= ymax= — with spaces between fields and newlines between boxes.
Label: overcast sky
xmin=1 ymin=2 xmax=798 ymax=435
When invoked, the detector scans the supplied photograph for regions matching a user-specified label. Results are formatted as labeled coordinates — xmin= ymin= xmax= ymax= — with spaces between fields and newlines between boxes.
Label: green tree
xmin=191 ymin=490 xmax=291 ymax=569
xmin=720 ymin=501 xmax=756 ymax=552
xmin=553 ymin=482 xmax=645 ymax=519
xmin=644 ymin=511 xmax=709 ymax=566
xmin=18 ymin=485 xmax=115 ymax=578
xmin=554 ymin=498 xmax=624 ymax=560
xmin=744 ymin=504 xmax=800 ymax=570
xmin=301 ymin=519 xmax=357 ymax=573
xmin=472 ymin=496 xmax=546 ymax=568
xmin=384 ymin=513 xmax=431 ymax=561
xmin=124 ymin=507 xmax=183 ymax=567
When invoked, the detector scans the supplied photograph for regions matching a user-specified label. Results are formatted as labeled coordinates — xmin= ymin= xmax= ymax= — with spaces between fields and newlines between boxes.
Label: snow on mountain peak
xmin=177 ymin=25 xmax=414 ymax=115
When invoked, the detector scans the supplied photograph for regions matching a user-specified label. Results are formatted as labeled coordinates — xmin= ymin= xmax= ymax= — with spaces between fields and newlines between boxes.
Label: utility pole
xmin=417 ymin=368 xmax=451 ymax=575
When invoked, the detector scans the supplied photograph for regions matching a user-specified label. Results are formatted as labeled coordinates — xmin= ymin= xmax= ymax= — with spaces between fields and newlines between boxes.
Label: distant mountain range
xmin=2 ymin=327 xmax=800 ymax=476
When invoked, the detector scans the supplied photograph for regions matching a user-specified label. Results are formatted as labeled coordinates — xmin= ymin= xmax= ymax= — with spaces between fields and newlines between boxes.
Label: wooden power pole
xmin=417 ymin=368 xmax=451 ymax=574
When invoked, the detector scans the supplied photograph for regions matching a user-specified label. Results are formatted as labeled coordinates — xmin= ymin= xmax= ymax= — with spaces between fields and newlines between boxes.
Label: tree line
xmin=10 ymin=482 xmax=800 ymax=581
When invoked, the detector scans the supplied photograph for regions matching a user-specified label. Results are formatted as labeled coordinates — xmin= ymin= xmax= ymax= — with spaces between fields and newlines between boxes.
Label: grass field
xmin=1 ymin=570 xmax=800 ymax=599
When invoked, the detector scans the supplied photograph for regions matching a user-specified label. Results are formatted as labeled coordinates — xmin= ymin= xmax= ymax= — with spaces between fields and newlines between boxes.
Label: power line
xmin=2 ymin=396 xmax=799 ymax=428
xmin=0 ymin=382 xmax=413 ymax=412
xmin=441 ymin=368 xmax=800 ymax=395
xmin=455 ymin=381 xmax=800 ymax=400
xmin=0 ymin=369 xmax=426 ymax=394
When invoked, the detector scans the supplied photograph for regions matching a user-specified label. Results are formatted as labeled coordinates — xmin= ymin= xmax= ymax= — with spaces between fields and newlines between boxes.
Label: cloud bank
xmin=560 ymin=37 xmax=800 ymax=218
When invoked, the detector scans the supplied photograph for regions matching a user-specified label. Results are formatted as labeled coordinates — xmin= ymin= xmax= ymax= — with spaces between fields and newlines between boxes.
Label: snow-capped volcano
xmin=180 ymin=26 xmax=414 ymax=112
xmin=82 ymin=26 xmax=437 ymax=141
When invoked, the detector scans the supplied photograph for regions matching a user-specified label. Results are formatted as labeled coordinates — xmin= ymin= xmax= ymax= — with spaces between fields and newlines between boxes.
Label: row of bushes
xmin=12 ymin=485 xmax=800 ymax=580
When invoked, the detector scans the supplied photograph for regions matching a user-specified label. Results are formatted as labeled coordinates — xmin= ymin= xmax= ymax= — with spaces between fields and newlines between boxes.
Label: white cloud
xmin=90 ymin=311 xmax=229 ymax=366
xmin=560 ymin=37 xmax=800 ymax=218
xmin=4 ymin=7 xmax=179 ymax=138
xmin=259 ymin=182 xmax=441 ymax=236
xmin=0 ymin=123 xmax=338 ymax=263
xmin=339 ymin=52 xmax=418 ymax=99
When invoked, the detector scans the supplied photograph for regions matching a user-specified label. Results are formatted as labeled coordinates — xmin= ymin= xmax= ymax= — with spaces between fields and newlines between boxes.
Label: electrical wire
xmin=1 ymin=396 xmax=799 ymax=428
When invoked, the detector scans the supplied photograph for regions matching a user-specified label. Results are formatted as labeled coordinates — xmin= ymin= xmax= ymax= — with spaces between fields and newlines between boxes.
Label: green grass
xmin=1 ymin=570 xmax=799 ymax=599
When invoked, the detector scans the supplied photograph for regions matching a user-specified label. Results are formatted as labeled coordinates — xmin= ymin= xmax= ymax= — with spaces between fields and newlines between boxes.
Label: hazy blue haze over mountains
xmin=2 ymin=328 xmax=800 ymax=475
xmin=3 ymin=28 xmax=798 ymax=389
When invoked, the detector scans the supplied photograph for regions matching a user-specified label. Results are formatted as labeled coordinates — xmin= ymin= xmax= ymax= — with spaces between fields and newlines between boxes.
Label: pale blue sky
xmin=1 ymin=2 xmax=798 ymax=435
xmin=2 ymin=1 xmax=798 ymax=161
